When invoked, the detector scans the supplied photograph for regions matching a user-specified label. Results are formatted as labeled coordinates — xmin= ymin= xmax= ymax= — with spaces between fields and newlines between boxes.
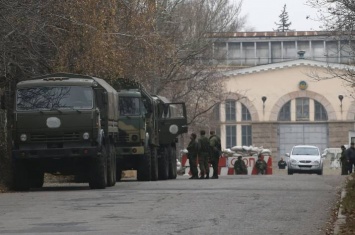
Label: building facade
xmin=216 ymin=59 xmax=355 ymax=160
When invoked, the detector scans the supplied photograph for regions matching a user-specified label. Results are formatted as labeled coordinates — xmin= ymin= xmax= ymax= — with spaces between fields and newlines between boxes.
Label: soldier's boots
xmin=189 ymin=175 xmax=198 ymax=179
xmin=205 ymin=174 xmax=209 ymax=179
xmin=199 ymin=175 xmax=205 ymax=179
xmin=211 ymin=175 xmax=218 ymax=179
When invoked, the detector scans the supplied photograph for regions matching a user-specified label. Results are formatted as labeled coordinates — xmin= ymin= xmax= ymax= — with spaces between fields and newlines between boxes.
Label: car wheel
xmin=317 ymin=169 xmax=323 ymax=175
xmin=287 ymin=169 xmax=293 ymax=175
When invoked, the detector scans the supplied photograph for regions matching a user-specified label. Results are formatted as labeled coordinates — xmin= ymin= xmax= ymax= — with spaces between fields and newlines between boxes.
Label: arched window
xmin=225 ymin=100 xmax=236 ymax=121
xmin=278 ymin=101 xmax=291 ymax=121
xmin=314 ymin=100 xmax=328 ymax=121
xmin=241 ymin=104 xmax=251 ymax=121
xmin=296 ymin=98 xmax=309 ymax=121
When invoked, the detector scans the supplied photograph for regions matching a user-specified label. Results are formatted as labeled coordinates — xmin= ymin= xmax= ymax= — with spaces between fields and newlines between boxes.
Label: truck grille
xmin=31 ymin=133 xmax=80 ymax=142
xmin=118 ymin=133 xmax=129 ymax=143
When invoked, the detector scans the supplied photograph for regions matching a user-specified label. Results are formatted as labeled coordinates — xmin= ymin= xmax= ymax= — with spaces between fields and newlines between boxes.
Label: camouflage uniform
xmin=198 ymin=131 xmax=210 ymax=179
xmin=187 ymin=134 xmax=198 ymax=179
xmin=209 ymin=132 xmax=221 ymax=179
xmin=234 ymin=157 xmax=248 ymax=175
xmin=255 ymin=156 xmax=267 ymax=175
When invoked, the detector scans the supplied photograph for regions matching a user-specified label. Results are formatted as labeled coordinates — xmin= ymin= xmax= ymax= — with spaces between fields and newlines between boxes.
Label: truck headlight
xmin=83 ymin=132 xmax=90 ymax=140
xmin=169 ymin=125 xmax=178 ymax=134
xmin=131 ymin=135 xmax=138 ymax=141
xmin=20 ymin=134 xmax=27 ymax=142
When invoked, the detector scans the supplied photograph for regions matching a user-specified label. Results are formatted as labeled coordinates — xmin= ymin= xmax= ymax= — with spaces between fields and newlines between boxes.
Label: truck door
xmin=158 ymin=103 xmax=188 ymax=145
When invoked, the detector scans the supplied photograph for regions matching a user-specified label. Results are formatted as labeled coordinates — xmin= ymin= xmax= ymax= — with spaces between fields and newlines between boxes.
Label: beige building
xmin=216 ymin=59 xmax=355 ymax=159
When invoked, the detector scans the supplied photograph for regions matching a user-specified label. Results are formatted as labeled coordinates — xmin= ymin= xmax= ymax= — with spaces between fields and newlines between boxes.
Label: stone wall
xmin=252 ymin=122 xmax=279 ymax=158
xmin=328 ymin=122 xmax=355 ymax=147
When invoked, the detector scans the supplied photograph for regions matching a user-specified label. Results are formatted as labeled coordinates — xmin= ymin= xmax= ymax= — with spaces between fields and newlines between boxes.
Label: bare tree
xmin=149 ymin=0 xmax=247 ymax=126
xmin=307 ymin=0 xmax=355 ymax=86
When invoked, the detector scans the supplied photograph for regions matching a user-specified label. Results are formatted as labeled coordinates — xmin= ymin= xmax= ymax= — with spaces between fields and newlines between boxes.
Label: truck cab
xmin=12 ymin=73 xmax=119 ymax=190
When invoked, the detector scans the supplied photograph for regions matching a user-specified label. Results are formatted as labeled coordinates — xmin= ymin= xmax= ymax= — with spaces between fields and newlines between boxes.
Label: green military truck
xmin=114 ymin=80 xmax=188 ymax=181
xmin=12 ymin=73 xmax=119 ymax=190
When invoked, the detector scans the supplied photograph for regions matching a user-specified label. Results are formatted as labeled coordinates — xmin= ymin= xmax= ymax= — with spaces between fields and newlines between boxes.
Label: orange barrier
xmin=181 ymin=153 xmax=272 ymax=175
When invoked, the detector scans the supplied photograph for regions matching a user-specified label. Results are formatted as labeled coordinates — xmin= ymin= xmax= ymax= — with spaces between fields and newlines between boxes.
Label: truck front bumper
xmin=116 ymin=146 xmax=144 ymax=155
xmin=12 ymin=147 xmax=98 ymax=159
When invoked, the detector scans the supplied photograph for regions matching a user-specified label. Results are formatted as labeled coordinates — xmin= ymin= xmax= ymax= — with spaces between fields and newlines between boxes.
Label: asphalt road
xmin=0 ymin=169 xmax=346 ymax=235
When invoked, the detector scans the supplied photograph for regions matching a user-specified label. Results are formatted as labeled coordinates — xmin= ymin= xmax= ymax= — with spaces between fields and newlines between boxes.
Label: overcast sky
xmin=238 ymin=0 xmax=323 ymax=31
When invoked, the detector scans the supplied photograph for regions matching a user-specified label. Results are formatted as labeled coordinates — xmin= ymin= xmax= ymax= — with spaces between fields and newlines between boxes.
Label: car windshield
xmin=292 ymin=147 xmax=319 ymax=155
xmin=16 ymin=86 xmax=93 ymax=111
xmin=119 ymin=97 xmax=141 ymax=116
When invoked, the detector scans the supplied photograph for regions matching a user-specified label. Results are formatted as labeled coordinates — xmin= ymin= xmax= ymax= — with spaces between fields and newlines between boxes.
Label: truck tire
xmin=168 ymin=146 xmax=177 ymax=179
xmin=137 ymin=146 xmax=152 ymax=181
xmin=13 ymin=160 xmax=30 ymax=191
xmin=151 ymin=147 xmax=158 ymax=181
xmin=89 ymin=146 xmax=107 ymax=189
xmin=158 ymin=148 xmax=169 ymax=180
xmin=106 ymin=143 xmax=116 ymax=187
xmin=30 ymin=170 xmax=44 ymax=188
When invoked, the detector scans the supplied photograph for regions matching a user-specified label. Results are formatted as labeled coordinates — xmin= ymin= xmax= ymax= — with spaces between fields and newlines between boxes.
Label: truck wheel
xmin=151 ymin=147 xmax=158 ymax=181
xmin=30 ymin=170 xmax=44 ymax=188
xmin=137 ymin=146 xmax=152 ymax=181
xmin=106 ymin=144 xmax=116 ymax=187
xmin=13 ymin=160 xmax=30 ymax=191
xmin=89 ymin=145 xmax=107 ymax=189
xmin=158 ymin=148 xmax=169 ymax=180
xmin=168 ymin=146 xmax=177 ymax=179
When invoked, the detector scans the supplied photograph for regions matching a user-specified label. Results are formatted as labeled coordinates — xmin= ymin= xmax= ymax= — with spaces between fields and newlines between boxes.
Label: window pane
xmin=242 ymin=125 xmax=252 ymax=146
xmin=314 ymin=100 xmax=328 ymax=121
xmin=296 ymin=98 xmax=309 ymax=121
xmin=226 ymin=125 xmax=236 ymax=148
xmin=241 ymin=104 xmax=251 ymax=121
xmin=225 ymin=100 xmax=236 ymax=121
xmin=278 ymin=101 xmax=291 ymax=121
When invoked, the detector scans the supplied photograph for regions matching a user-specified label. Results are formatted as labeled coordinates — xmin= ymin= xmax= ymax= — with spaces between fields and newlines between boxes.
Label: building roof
xmin=209 ymin=31 xmax=333 ymax=38
xmin=222 ymin=59 xmax=355 ymax=77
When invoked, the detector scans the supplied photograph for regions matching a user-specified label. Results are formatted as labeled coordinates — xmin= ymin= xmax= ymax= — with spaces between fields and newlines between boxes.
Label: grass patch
xmin=339 ymin=174 xmax=355 ymax=234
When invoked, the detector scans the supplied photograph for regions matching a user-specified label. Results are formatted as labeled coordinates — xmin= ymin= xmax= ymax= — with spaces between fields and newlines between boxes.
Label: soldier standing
xmin=186 ymin=133 xmax=199 ymax=179
xmin=278 ymin=157 xmax=287 ymax=169
xmin=197 ymin=130 xmax=210 ymax=179
xmin=255 ymin=154 xmax=267 ymax=175
xmin=340 ymin=145 xmax=348 ymax=175
xmin=209 ymin=131 xmax=221 ymax=179
xmin=234 ymin=156 xmax=248 ymax=175
xmin=346 ymin=142 xmax=355 ymax=173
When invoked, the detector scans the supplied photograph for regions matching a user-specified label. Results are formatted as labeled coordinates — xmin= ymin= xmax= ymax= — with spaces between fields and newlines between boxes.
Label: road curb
xmin=333 ymin=189 xmax=347 ymax=235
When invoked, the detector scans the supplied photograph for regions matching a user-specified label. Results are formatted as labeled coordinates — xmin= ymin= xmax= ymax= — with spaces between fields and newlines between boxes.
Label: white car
xmin=286 ymin=145 xmax=323 ymax=175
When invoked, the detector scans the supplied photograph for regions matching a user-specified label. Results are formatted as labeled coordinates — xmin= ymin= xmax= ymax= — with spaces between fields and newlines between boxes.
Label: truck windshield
xmin=119 ymin=97 xmax=141 ymax=116
xmin=292 ymin=147 xmax=319 ymax=155
xmin=16 ymin=86 xmax=93 ymax=111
